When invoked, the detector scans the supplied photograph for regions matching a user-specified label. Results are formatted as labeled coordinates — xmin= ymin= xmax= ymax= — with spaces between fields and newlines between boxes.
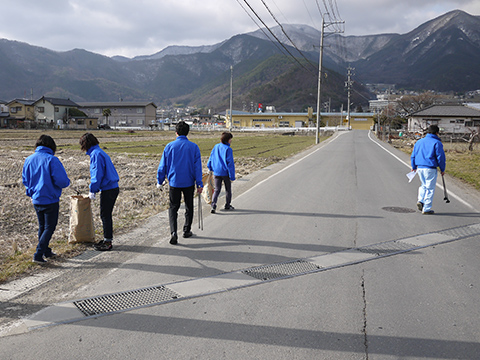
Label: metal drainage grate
xmin=242 ymin=260 xmax=321 ymax=281
xmin=73 ymin=286 xmax=181 ymax=316
xmin=438 ymin=225 xmax=480 ymax=239
xmin=357 ymin=240 xmax=416 ymax=255
xmin=382 ymin=206 xmax=416 ymax=213
xmin=72 ymin=250 xmax=100 ymax=261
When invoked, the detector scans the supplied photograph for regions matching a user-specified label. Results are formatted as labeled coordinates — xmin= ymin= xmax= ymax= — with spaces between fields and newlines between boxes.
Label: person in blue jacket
xmin=157 ymin=121 xmax=203 ymax=244
xmin=207 ymin=132 xmax=236 ymax=213
xmin=22 ymin=135 xmax=70 ymax=264
xmin=80 ymin=133 xmax=120 ymax=251
xmin=411 ymin=124 xmax=446 ymax=215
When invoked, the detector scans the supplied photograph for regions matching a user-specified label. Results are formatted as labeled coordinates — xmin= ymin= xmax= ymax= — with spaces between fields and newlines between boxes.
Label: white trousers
xmin=417 ymin=168 xmax=438 ymax=212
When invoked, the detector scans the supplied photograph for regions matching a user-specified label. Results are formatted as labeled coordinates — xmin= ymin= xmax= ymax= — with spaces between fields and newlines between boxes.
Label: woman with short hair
xmin=22 ymin=135 xmax=70 ymax=263
xmin=80 ymin=133 xmax=120 ymax=251
xmin=207 ymin=132 xmax=236 ymax=213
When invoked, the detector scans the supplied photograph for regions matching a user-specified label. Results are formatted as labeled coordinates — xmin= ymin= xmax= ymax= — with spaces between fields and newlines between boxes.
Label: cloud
xmin=0 ymin=0 xmax=479 ymax=58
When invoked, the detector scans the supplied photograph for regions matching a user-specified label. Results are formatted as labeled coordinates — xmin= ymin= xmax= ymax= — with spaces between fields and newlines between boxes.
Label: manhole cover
xmin=382 ymin=206 xmax=416 ymax=213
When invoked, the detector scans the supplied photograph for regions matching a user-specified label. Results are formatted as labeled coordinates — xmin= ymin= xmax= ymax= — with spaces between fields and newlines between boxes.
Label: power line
xmin=235 ymin=0 xmax=290 ymax=58
xmin=259 ymin=0 xmax=317 ymax=71
xmin=240 ymin=0 xmax=316 ymax=74
xmin=269 ymin=0 xmax=289 ymax=25
xmin=302 ymin=0 xmax=318 ymax=29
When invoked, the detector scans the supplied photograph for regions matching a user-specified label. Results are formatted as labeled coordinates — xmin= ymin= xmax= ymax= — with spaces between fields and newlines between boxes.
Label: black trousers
xmin=100 ymin=187 xmax=119 ymax=240
xmin=168 ymin=185 xmax=195 ymax=234
xmin=212 ymin=176 xmax=232 ymax=208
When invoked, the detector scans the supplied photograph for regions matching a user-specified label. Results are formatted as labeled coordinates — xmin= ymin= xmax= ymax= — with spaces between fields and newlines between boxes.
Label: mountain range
xmin=0 ymin=9 xmax=479 ymax=112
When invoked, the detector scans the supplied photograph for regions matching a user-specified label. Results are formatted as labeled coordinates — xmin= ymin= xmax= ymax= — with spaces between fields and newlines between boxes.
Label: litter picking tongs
xmin=198 ymin=192 xmax=203 ymax=230
xmin=442 ymin=174 xmax=450 ymax=203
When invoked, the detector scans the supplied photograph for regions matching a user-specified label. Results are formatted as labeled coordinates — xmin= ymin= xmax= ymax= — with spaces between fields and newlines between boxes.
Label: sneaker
xmin=224 ymin=205 xmax=235 ymax=210
xmin=94 ymin=240 xmax=105 ymax=247
xmin=211 ymin=208 xmax=216 ymax=214
xmin=45 ymin=252 xmax=57 ymax=259
xmin=422 ymin=210 xmax=435 ymax=215
xmin=94 ymin=241 xmax=113 ymax=251
xmin=33 ymin=257 xmax=47 ymax=264
xmin=416 ymin=202 xmax=424 ymax=211
xmin=183 ymin=231 xmax=193 ymax=238
xmin=170 ymin=233 xmax=178 ymax=245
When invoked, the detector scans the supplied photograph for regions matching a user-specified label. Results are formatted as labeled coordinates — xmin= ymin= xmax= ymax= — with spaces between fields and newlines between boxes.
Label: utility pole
xmin=345 ymin=66 xmax=354 ymax=129
xmin=315 ymin=14 xmax=344 ymax=144
xmin=229 ymin=65 xmax=233 ymax=131
xmin=340 ymin=104 xmax=343 ymax=126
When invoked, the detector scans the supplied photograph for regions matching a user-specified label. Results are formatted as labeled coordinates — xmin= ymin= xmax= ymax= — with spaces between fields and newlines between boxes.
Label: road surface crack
xmin=362 ymin=270 xmax=369 ymax=359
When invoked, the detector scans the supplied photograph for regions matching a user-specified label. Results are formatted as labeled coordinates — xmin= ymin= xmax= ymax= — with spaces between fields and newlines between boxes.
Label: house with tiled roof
xmin=0 ymin=100 xmax=9 ymax=128
xmin=408 ymin=104 xmax=480 ymax=134
xmin=33 ymin=96 xmax=79 ymax=124
xmin=6 ymin=99 xmax=35 ymax=120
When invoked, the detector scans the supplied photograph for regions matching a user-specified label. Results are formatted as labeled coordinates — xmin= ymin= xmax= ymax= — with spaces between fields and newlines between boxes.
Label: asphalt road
xmin=1 ymin=130 xmax=479 ymax=359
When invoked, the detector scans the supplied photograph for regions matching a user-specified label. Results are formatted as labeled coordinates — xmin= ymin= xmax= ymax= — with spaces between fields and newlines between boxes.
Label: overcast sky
xmin=1 ymin=0 xmax=479 ymax=58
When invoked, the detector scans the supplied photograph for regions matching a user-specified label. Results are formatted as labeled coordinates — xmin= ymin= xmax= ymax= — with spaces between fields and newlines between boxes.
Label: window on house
xmin=94 ymin=108 xmax=100 ymax=114
xmin=136 ymin=108 xmax=144 ymax=114
xmin=456 ymin=119 xmax=464 ymax=123
xmin=37 ymin=107 xmax=45 ymax=113
xmin=54 ymin=107 xmax=59 ymax=112
xmin=465 ymin=121 xmax=473 ymax=127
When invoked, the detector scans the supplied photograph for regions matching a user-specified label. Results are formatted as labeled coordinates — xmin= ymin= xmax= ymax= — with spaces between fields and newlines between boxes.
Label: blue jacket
xmin=157 ymin=136 xmax=203 ymax=188
xmin=86 ymin=145 xmax=119 ymax=193
xmin=207 ymin=142 xmax=235 ymax=181
xmin=411 ymin=133 xmax=446 ymax=172
xmin=22 ymin=146 xmax=70 ymax=205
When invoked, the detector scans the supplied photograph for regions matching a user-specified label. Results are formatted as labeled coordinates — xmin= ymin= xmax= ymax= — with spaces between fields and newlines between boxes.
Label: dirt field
xmin=0 ymin=133 xmax=271 ymax=270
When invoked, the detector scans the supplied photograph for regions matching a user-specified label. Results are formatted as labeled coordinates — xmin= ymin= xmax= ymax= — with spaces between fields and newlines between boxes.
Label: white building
xmin=408 ymin=104 xmax=480 ymax=134
xmin=34 ymin=97 xmax=79 ymax=124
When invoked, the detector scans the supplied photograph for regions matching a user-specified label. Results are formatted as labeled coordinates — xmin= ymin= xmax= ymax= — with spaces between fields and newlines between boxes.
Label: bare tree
xmin=395 ymin=92 xmax=443 ymax=116
xmin=464 ymin=127 xmax=480 ymax=152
